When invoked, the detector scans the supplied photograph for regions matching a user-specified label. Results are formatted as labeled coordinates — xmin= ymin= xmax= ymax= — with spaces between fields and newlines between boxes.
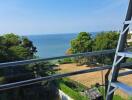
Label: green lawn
xmin=59 ymin=82 xmax=89 ymax=100
xmin=56 ymin=78 xmax=89 ymax=100
xmin=98 ymin=87 xmax=125 ymax=100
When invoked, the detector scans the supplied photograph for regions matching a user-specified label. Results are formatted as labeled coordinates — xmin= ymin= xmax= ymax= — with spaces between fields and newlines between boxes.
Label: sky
xmin=0 ymin=0 xmax=129 ymax=35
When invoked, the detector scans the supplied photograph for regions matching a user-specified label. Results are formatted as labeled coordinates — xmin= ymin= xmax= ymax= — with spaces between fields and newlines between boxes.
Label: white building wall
xmin=59 ymin=89 xmax=73 ymax=100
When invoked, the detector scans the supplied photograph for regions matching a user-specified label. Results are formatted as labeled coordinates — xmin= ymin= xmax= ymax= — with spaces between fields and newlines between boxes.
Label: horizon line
xmin=0 ymin=30 xmax=118 ymax=36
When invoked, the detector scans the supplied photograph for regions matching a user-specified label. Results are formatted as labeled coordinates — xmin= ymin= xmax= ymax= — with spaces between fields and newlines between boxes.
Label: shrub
xmin=59 ymin=82 xmax=88 ymax=100
xmin=58 ymin=58 xmax=73 ymax=64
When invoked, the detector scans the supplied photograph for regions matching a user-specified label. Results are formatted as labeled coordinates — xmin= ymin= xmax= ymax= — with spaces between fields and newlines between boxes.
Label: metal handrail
xmin=0 ymin=49 xmax=116 ymax=68
xmin=0 ymin=62 xmax=131 ymax=91
xmin=1 ymin=47 xmax=132 ymax=69
xmin=0 ymin=48 xmax=131 ymax=91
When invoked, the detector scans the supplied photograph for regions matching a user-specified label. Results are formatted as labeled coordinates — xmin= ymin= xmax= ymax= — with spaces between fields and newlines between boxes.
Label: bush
xmin=58 ymin=58 xmax=73 ymax=64
xmin=62 ymin=78 xmax=86 ymax=92
xmin=128 ymin=96 xmax=132 ymax=100
xmin=98 ymin=87 xmax=125 ymax=100
xmin=59 ymin=82 xmax=88 ymax=100
xmin=113 ymin=95 xmax=125 ymax=100
xmin=55 ymin=78 xmax=89 ymax=100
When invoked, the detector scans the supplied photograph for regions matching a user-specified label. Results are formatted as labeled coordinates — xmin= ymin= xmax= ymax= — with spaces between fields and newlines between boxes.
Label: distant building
xmin=127 ymin=31 xmax=132 ymax=43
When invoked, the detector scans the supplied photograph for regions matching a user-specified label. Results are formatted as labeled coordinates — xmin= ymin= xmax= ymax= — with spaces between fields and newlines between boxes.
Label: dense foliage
xmin=0 ymin=33 xmax=59 ymax=100
xmin=93 ymin=31 xmax=119 ymax=64
xmin=67 ymin=31 xmax=119 ymax=65
xmin=93 ymin=31 xmax=119 ymax=51
xmin=0 ymin=33 xmax=37 ymax=62
xmin=56 ymin=78 xmax=88 ymax=100
xmin=70 ymin=32 xmax=93 ymax=54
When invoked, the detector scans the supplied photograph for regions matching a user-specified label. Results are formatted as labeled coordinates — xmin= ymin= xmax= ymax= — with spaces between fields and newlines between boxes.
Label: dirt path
xmin=58 ymin=63 xmax=132 ymax=99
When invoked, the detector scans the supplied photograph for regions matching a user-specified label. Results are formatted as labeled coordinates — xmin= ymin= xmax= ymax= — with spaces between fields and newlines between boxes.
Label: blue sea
xmin=27 ymin=33 xmax=97 ymax=58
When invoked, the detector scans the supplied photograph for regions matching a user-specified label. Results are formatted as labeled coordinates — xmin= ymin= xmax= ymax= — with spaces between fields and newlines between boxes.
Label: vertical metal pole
xmin=106 ymin=0 xmax=132 ymax=100
xmin=105 ymin=69 xmax=111 ymax=96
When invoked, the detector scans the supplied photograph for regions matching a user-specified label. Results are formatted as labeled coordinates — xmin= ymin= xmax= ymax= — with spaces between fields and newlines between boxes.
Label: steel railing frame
xmin=0 ymin=49 xmax=116 ymax=68
xmin=0 ymin=48 xmax=131 ymax=91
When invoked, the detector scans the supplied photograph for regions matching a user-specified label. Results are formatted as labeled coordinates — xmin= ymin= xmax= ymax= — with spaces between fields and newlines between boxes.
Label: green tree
xmin=93 ymin=31 xmax=119 ymax=50
xmin=22 ymin=36 xmax=37 ymax=56
xmin=0 ymin=33 xmax=59 ymax=100
xmin=0 ymin=33 xmax=37 ymax=62
xmin=68 ymin=32 xmax=93 ymax=65
xmin=71 ymin=32 xmax=93 ymax=53
xmin=93 ymin=31 xmax=119 ymax=64
xmin=3 ymin=33 xmax=21 ymax=47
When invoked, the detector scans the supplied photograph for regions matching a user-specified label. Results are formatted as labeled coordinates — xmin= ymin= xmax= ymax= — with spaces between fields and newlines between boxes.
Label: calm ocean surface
xmin=27 ymin=33 xmax=97 ymax=58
